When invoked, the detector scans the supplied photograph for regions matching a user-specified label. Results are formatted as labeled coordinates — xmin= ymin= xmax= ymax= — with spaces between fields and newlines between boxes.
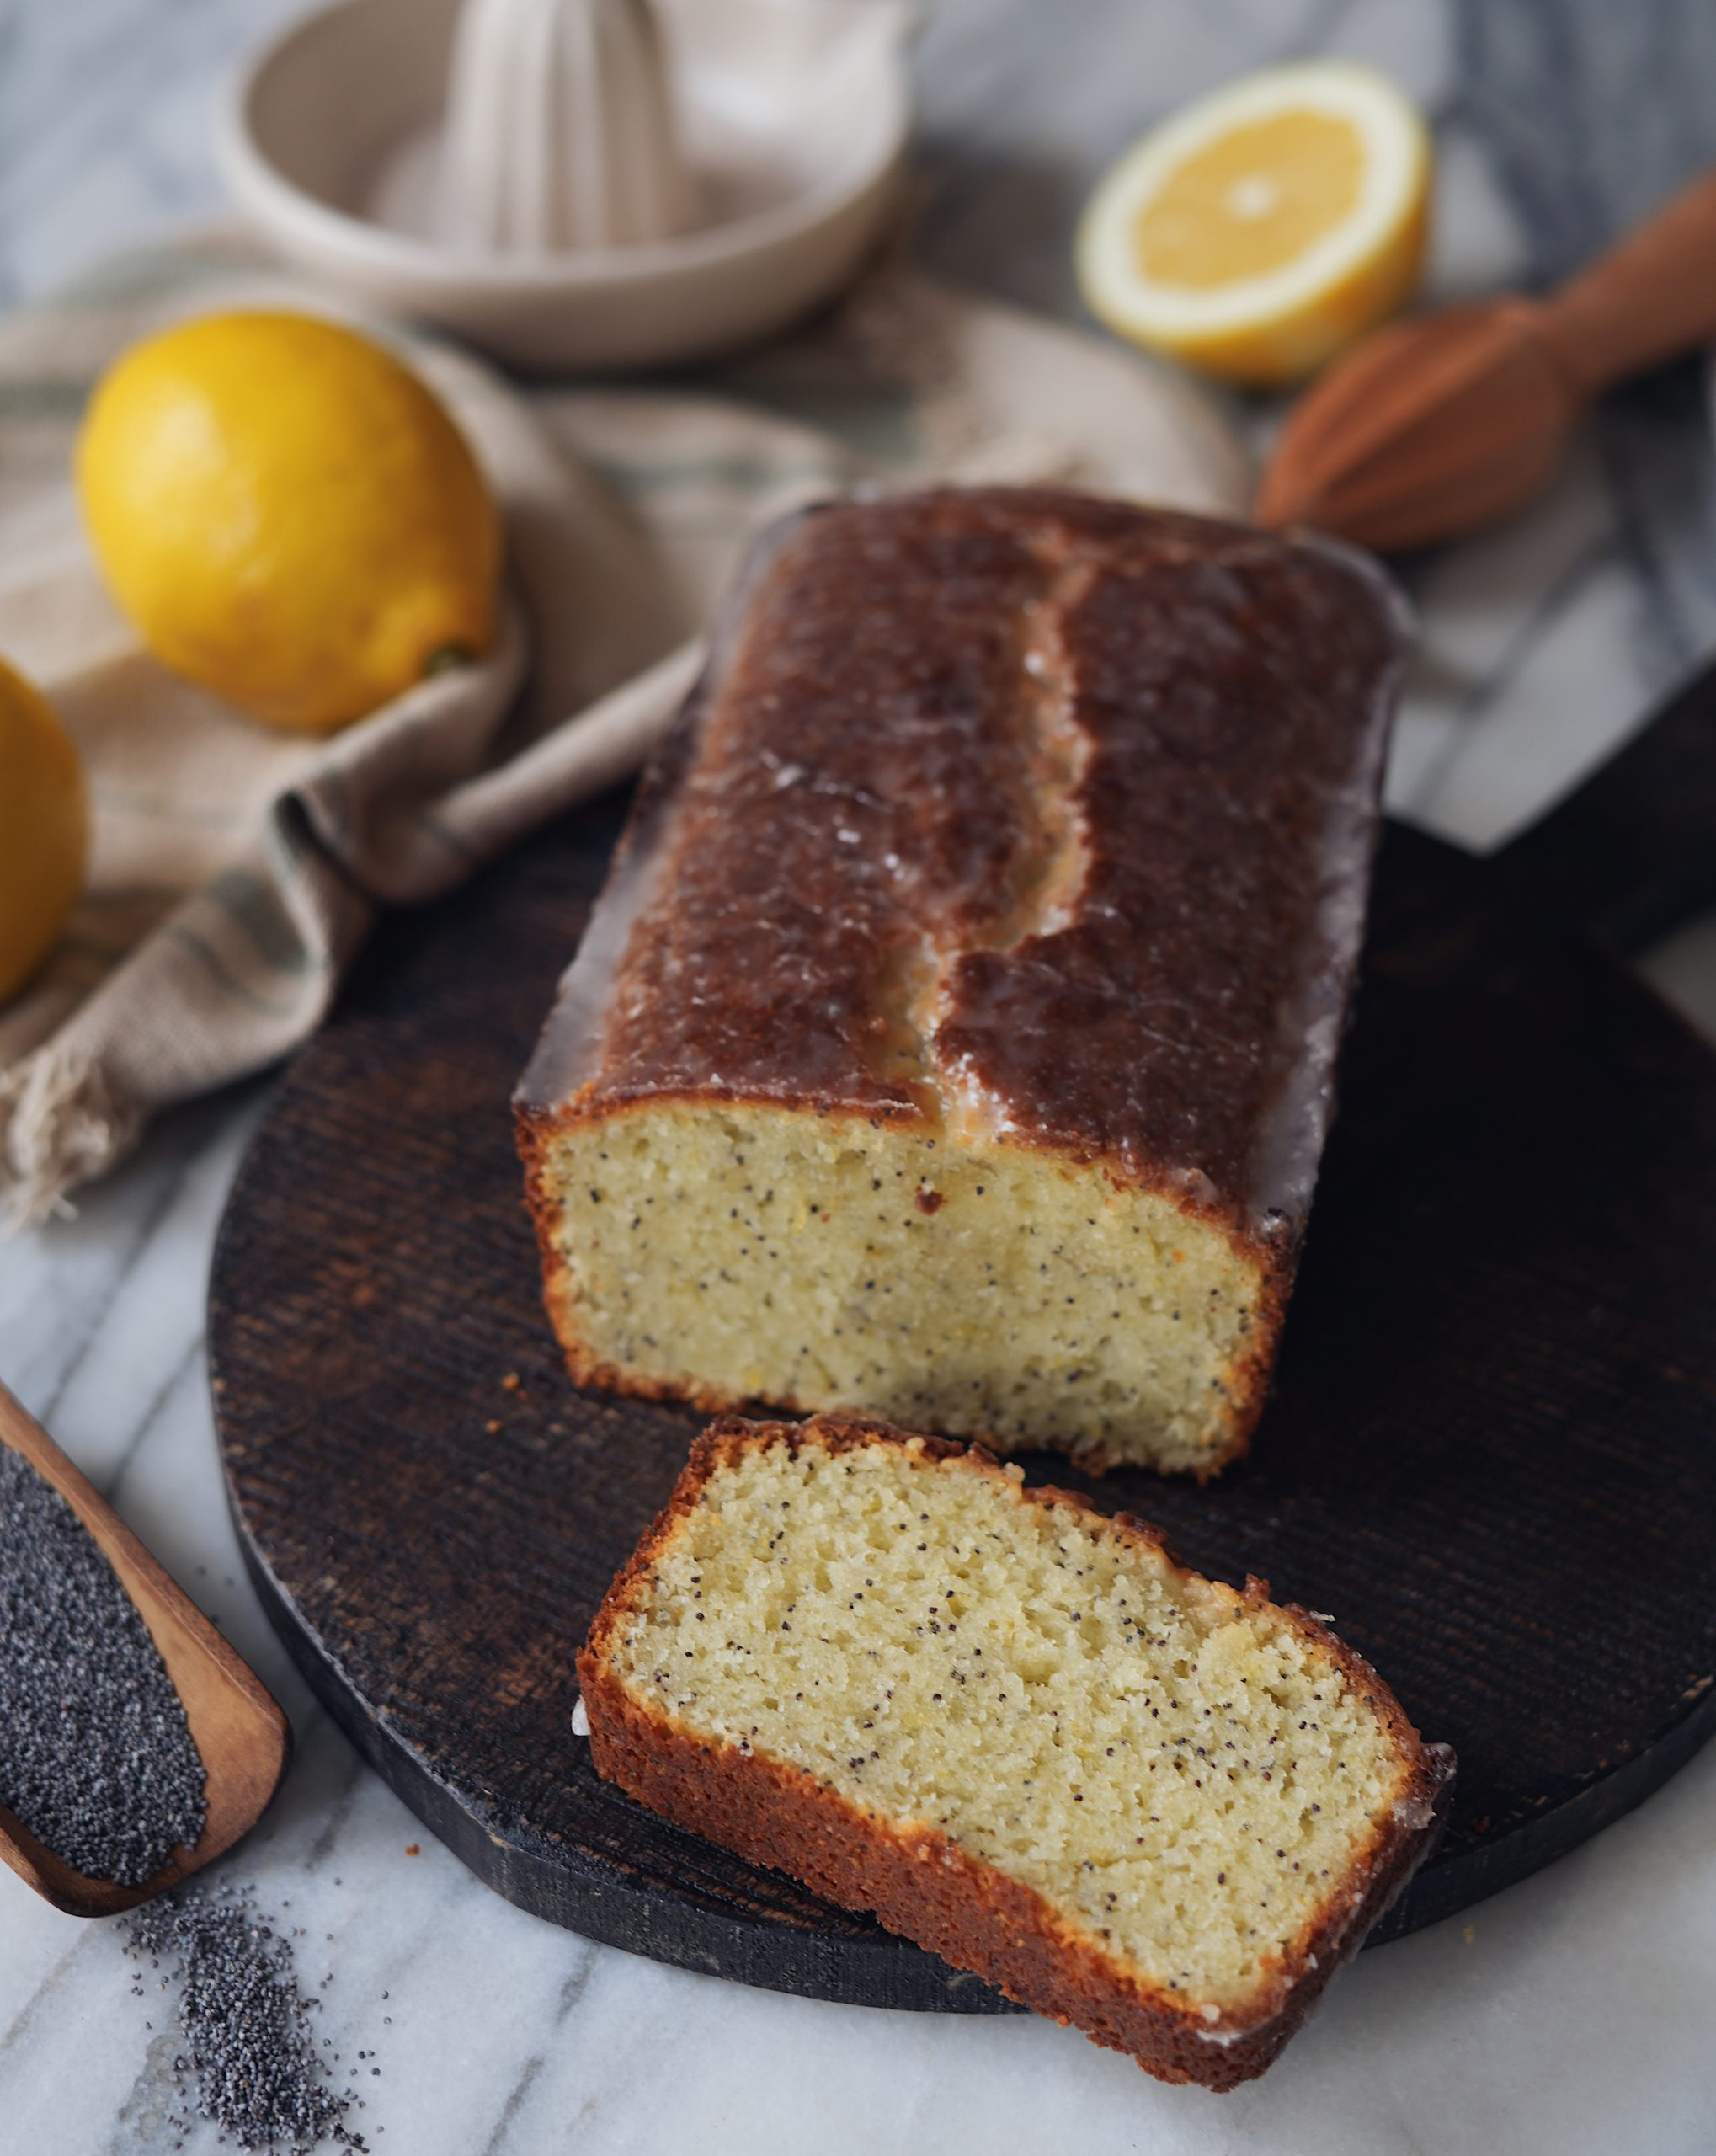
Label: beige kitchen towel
xmin=0 ymin=227 xmax=1245 ymax=1228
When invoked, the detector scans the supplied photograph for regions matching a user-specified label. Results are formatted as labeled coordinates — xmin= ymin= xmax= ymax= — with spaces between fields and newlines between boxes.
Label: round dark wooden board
xmin=210 ymin=667 xmax=1716 ymax=2011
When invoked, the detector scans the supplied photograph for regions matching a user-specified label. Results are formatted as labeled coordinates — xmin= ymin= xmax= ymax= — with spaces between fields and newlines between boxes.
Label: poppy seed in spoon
xmin=0 ymin=1443 xmax=206 ymax=1886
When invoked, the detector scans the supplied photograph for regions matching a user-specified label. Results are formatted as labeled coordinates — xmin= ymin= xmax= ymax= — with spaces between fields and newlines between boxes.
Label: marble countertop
xmin=4 ymin=1 xmax=1716 ymax=2150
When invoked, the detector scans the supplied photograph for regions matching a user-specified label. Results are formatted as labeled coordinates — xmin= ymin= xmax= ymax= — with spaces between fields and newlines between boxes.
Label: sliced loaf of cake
xmin=518 ymin=488 xmax=1406 ymax=1476
xmin=578 ymin=1413 xmax=1453 ymax=2089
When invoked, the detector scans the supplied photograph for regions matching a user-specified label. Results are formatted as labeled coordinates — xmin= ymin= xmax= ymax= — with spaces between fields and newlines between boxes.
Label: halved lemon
xmin=1076 ymin=61 xmax=1431 ymax=387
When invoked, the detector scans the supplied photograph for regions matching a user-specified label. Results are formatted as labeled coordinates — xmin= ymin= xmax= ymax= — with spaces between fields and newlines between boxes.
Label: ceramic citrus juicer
xmin=437 ymin=0 xmax=695 ymax=253
xmin=220 ymin=0 xmax=912 ymax=371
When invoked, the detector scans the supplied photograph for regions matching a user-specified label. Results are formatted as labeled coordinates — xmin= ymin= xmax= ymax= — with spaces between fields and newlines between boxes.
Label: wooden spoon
xmin=1257 ymin=169 xmax=1716 ymax=552
xmin=0 ymin=1382 xmax=290 ymax=1916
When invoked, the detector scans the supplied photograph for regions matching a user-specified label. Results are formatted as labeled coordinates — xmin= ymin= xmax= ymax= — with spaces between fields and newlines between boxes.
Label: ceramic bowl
xmin=218 ymin=0 xmax=912 ymax=372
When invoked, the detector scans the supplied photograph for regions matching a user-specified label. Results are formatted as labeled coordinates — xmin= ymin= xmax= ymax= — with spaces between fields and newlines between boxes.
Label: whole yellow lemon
xmin=0 ymin=658 xmax=87 ymax=1006
xmin=76 ymin=312 xmax=501 ymax=735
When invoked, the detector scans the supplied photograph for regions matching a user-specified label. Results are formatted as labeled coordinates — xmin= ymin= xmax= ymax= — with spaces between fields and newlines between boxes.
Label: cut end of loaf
xmin=525 ymin=1101 xmax=1277 ymax=1475
xmin=580 ymin=1414 xmax=1453 ymax=2087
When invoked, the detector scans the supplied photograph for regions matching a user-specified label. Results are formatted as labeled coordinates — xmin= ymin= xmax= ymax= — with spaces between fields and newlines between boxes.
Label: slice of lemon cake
xmin=518 ymin=488 xmax=1405 ymax=1474
xmin=579 ymin=1414 xmax=1452 ymax=2089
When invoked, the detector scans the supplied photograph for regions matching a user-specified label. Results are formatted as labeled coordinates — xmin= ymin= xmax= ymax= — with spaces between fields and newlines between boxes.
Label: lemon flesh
xmin=0 ymin=659 xmax=87 ymax=1007
xmin=1078 ymin=63 xmax=1430 ymax=386
xmin=76 ymin=312 xmax=501 ymax=735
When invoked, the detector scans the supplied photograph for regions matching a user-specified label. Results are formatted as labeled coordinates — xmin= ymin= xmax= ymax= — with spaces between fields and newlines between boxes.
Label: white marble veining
xmin=3 ymin=1 xmax=1716 ymax=2150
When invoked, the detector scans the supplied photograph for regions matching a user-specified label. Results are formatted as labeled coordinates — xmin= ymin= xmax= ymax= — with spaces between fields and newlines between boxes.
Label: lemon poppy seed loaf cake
xmin=578 ymin=1414 xmax=1453 ymax=2089
xmin=517 ymin=488 xmax=1405 ymax=1474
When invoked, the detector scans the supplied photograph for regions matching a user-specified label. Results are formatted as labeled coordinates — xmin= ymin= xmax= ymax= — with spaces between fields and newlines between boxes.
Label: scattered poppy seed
xmin=123 ymin=1884 xmax=370 ymax=2154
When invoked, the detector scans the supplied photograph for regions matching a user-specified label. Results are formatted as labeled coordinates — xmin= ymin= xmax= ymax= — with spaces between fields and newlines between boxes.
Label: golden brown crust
xmin=578 ymin=1414 xmax=1455 ymax=2090
xmin=522 ymin=492 xmax=1404 ymax=1203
